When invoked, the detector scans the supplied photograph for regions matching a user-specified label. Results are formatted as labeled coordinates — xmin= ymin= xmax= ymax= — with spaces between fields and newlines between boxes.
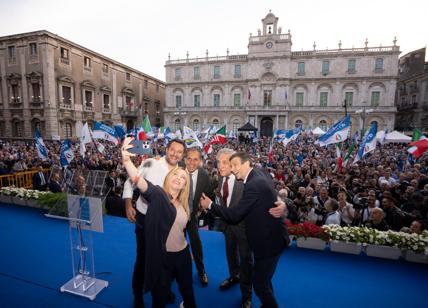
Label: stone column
xmin=42 ymin=43 xmax=59 ymax=139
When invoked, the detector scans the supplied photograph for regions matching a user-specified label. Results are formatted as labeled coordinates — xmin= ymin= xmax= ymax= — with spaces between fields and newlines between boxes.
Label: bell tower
xmin=248 ymin=11 xmax=292 ymax=57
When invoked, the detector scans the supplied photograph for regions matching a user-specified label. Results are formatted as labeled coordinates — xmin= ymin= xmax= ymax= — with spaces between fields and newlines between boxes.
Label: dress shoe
xmin=219 ymin=276 xmax=240 ymax=290
xmin=199 ymin=272 xmax=208 ymax=286
xmin=167 ymin=290 xmax=176 ymax=304
xmin=241 ymin=299 xmax=252 ymax=308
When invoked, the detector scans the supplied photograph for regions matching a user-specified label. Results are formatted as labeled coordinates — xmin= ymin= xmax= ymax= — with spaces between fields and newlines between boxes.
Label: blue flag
xmin=92 ymin=121 xmax=119 ymax=145
xmin=60 ymin=139 xmax=74 ymax=167
xmin=317 ymin=115 xmax=350 ymax=146
xmin=354 ymin=122 xmax=377 ymax=163
xmin=114 ymin=124 xmax=126 ymax=139
xmin=34 ymin=129 xmax=49 ymax=161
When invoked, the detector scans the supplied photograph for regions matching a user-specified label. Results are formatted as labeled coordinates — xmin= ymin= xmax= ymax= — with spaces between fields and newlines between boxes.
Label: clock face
xmin=266 ymin=41 xmax=273 ymax=49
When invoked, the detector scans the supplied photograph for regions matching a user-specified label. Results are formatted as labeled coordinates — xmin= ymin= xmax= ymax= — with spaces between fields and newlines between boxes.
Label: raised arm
xmin=121 ymin=137 xmax=148 ymax=193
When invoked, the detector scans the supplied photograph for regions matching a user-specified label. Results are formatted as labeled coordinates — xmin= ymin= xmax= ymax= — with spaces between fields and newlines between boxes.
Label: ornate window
xmin=345 ymin=92 xmax=353 ymax=106
xmin=192 ymin=119 xmax=200 ymax=131
xmin=263 ymin=90 xmax=272 ymax=107
xmin=319 ymin=120 xmax=327 ymax=131
xmin=174 ymin=119 xmax=181 ymax=131
xmin=194 ymin=94 xmax=201 ymax=107
xmin=234 ymin=93 xmax=241 ymax=107
xmin=296 ymin=92 xmax=304 ymax=107
xmin=320 ymin=92 xmax=328 ymax=107
xmin=175 ymin=95 xmax=182 ymax=108
xmin=213 ymin=94 xmax=220 ymax=107
xmin=371 ymin=91 xmax=380 ymax=107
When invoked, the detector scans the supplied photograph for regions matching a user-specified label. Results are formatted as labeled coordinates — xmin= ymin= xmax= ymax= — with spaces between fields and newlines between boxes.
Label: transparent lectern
xmin=45 ymin=170 xmax=109 ymax=300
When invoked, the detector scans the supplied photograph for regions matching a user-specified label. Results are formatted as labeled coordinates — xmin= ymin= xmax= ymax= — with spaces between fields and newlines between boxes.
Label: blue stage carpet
xmin=0 ymin=203 xmax=427 ymax=308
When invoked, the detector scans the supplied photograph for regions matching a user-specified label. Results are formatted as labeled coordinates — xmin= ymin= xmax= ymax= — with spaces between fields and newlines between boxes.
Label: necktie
xmin=188 ymin=173 xmax=194 ymax=212
xmin=40 ymin=172 xmax=45 ymax=186
xmin=222 ymin=176 xmax=229 ymax=207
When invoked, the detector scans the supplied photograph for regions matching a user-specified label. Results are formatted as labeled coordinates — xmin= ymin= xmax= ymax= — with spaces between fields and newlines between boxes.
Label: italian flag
xmin=408 ymin=135 xmax=428 ymax=158
xmin=343 ymin=143 xmax=355 ymax=167
xmin=203 ymin=126 xmax=226 ymax=154
xmin=138 ymin=115 xmax=152 ymax=141
xmin=336 ymin=143 xmax=343 ymax=171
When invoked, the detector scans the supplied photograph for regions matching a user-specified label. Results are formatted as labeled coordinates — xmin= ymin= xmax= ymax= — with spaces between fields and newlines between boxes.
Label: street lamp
xmin=355 ymin=101 xmax=373 ymax=141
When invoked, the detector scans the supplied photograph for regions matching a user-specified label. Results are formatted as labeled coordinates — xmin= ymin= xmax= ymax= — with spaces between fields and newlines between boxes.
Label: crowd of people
xmin=1 ymin=131 xmax=428 ymax=307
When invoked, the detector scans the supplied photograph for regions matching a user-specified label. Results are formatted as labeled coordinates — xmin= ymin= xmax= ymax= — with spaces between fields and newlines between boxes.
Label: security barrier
xmin=0 ymin=169 xmax=50 ymax=189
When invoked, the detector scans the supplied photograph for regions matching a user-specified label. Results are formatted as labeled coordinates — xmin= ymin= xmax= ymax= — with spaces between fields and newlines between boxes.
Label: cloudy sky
xmin=1 ymin=0 xmax=427 ymax=81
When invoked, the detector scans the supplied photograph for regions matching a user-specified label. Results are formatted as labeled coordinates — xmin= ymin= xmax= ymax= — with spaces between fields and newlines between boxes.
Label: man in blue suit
xmin=200 ymin=152 xmax=288 ymax=308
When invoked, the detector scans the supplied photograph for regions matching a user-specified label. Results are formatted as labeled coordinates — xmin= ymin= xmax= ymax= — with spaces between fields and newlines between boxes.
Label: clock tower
xmin=247 ymin=11 xmax=292 ymax=58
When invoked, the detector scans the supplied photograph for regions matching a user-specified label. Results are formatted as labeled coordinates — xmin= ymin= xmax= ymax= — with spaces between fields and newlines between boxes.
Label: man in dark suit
xmin=201 ymin=152 xmax=289 ymax=308
xmin=185 ymin=147 xmax=214 ymax=286
xmin=32 ymin=165 xmax=47 ymax=191
xmin=48 ymin=173 xmax=63 ymax=193
xmin=105 ymin=170 xmax=117 ymax=197
xmin=214 ymin=148 xmax=253 ymax=307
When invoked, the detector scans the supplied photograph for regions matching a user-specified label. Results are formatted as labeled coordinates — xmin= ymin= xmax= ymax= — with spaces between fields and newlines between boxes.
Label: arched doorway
xmin=126 ymin=119 xmax=134 ymax=130
xmin=260 ymin=117 xmax=273 ymax=137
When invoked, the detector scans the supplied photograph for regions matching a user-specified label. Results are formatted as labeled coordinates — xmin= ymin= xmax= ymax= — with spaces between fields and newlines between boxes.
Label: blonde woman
xmin=121 ymin=137 xmax=196 ymax=308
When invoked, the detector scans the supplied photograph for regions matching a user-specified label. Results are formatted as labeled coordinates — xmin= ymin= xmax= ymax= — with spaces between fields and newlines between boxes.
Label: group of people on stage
xmin=2 ymin=130 xmax=428 ymax=307
xmin=121 ymin=137 xmax=289 ymax=308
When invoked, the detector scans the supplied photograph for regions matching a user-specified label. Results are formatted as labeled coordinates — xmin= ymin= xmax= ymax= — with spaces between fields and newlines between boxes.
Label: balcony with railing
xmin=292 ymin=46 xmax=399 ymax=58
xmin=121 ymin=107 xmax=137 ymax=117
xmin=397 ymin=102 xmax=418 ymax=110
xmin=83 ymin=105 xmax=94 ymax=112
xmin=60 ymin=57 xmax=69 ymax=65
xmin=102 ymin=107 xmax=111 ymax=114
xmin=166 ymin=54 xmax=248 ymax=65
xmin=59 ymin=103 xmax=73 ymax=110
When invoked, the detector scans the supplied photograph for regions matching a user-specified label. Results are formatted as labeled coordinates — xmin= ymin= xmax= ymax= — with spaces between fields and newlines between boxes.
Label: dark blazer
xmin=190 ymin=167 xmax=214 ymax=216
xmin=210 ymin=168 xmax=288 ymax=259
xmin=48 ymin=180 xmax=62 ymax=193
xmin=213 ymin=176 xmax=245 ymax=231
xmin=32 ymin=172 xmax=47 ymax=191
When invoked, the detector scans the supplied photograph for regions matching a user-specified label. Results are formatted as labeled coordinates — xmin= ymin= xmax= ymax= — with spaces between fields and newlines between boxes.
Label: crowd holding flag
xmin=203 ymin=126 xmax=227 ymax=154
xmin=80 ymin=122 xmax=92 ymax=157
xmin=316 ymin=115 xmax=351 ymax=146
xmin=34 ymin=128 xmax=49 ymax=161
xmin=281 ymin=128 xmax=301 ymax=146
xmin=60 ymin=139 xmax=74 ymax=167
xmin=407 ymin=129 xmax=428 ymax=158
xmin=353 ymin=122 xmax=378 ymax=164
xmin=92 ymin=121 xmax=119 ymax=145
xmin=183 ymin=126 xmax=203 ymax=148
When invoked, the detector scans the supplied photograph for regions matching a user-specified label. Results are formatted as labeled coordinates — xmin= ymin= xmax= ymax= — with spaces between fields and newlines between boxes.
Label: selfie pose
xmin=122 ymin=137 xmax=196 ymax=308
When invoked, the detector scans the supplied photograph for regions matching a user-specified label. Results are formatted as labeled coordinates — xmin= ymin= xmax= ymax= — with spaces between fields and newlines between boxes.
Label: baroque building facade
xmin=0 ymin=30 xmax=165 ymax=139
xmin=395 ymin=47 xmax=428 ymax=131
xmin=164 ymin=12 xmax=400 ymax=137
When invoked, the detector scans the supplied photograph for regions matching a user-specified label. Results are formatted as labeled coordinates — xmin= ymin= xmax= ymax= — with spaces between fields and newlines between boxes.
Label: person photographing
xmin=121 ymin=137 xmax=196 ymax=308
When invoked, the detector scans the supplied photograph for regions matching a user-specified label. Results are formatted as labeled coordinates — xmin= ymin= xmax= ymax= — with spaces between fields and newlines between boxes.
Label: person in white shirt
xmin=337 ymin=191 xmax=355 ymax=226
xmin=122 ymin=138 xmax=186 ymax=308
xmin=324 ymin=199 xmax=341 ymax=225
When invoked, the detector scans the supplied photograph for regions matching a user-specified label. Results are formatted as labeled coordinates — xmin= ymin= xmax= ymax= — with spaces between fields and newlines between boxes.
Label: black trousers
xmin=186 ymin=214 xmax=205 ymax=275
xmin=132 ymin=211 xmax=146 ymax=298
xmin=253 ymin=253 xmax=281 ymax=308
xmin=151 ymin=246 xmax=197 ymax=308
xmin=224 ymin=224 xmax=253 ymax=301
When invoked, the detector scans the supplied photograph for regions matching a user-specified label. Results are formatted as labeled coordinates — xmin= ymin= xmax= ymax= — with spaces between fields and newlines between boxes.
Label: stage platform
xmin=0 ymin=203 xmax=427 ymax=308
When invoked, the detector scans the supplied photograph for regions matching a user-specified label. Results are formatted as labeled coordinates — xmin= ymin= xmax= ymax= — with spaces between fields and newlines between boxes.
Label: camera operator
xmin=311 ymin=187 xmax=329 ymax=225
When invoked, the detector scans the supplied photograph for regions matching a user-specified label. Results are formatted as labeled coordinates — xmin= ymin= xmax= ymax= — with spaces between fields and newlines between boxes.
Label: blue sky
xmin=1 ymin=0 xmax=427 ymax=81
